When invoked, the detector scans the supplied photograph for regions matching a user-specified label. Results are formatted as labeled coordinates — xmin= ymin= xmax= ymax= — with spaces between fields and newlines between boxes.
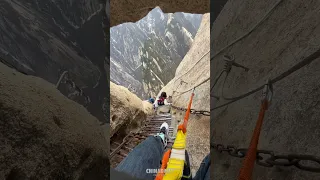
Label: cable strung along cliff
xmin=158 ymin=13 xmax=210 ymax=175
xmin=211 ymin=0 xmax=320 ymax=179
xmin=0 ymin=0 xmax=109 ymax=179
xmin=0 ymin=0 xmax=108 ymax=124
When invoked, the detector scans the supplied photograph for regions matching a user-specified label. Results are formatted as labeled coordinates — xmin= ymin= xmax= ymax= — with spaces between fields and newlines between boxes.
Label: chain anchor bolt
xmin=262 ymin=79 xmax=273 ymax=108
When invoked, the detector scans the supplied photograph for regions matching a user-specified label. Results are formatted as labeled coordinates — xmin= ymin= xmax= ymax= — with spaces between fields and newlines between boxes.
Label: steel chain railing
xmin=171 ymin=105 xmax=210 ymax=116
xmin=212 ymin=143 xmax=320 ymax=173
xmin=171 ymin=75 xmax=210 ymax=116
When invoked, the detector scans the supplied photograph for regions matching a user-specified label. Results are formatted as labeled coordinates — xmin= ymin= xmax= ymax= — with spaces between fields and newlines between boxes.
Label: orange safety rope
xmin=177 ymin=91 xmax=195 ymax=133
xmin=155 ymin=149 xmax=172 ymax=180
xmin=155 ymin=90 xmax=195 ymax=180
xmin=238 ymin=99 xmax=269 ymax=180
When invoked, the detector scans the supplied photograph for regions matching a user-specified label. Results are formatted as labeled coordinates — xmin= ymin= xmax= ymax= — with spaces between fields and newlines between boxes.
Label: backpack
xmin=149 ymin=98 xmax=155 ymax=104
xmin=157 ymin=97 xmax=165 ymax=106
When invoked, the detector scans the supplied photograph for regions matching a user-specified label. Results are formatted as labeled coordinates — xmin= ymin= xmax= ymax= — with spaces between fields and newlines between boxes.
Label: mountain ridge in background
xmin=110 ymin=7 xmax=202 ymax=98
xmin=0 ymin=0 xmax=108 ymax=123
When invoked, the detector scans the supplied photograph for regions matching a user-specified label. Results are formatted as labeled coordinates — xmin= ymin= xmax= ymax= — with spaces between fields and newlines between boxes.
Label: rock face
xmin=140 ymin=12 xmax=201 ymax=98
xmin=110 ymin=0 xmax=209 ymax=27
xmin=158 ymin=13 xmax=210 ymax=174
xmin=211 ymin=0 xmax=320 ymax=179
xmin=210 ymin=0 xmax=228 ymax=25
xmin=0 ymin=0 xmax=108 ymax=123
xmin=110 ymin=82 xmax=153 ymax=138
xmin=0 ymin=62 xmax=109 ymax=179
xmin=110 ymin=7 xmax=202 ymax=98
xmin=158 ymin=14 xmax=210 ymax=111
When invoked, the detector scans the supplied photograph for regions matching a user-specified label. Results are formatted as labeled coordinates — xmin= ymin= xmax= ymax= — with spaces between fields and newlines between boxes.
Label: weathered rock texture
xmin=211 ymin=0 xmax=320 ymax=179
xmin=210 ymin=0 xmax=228 ymax=25
xmin=159 ymin=14 xmax=210 ymax=174
xmin=142 ymin=101 xmax=155 ymax=116
xmin=110 ymin=82 xmax=153 ymax=138
xmin=0 ymin=0 xmax=108 ymax=124
xmin=110 ymin=0 xmax=209 ymax=27
xmin=159 ymin=14 xmax=210 ymax=111
xmin=0 ymin=62 xmax=109 ymax=179
xmin=110 ymin=7 xmax=201 ymax=99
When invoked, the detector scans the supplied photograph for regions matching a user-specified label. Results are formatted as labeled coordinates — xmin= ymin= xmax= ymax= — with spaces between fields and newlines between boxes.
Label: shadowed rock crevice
xmin=110 ymin=0 xmax=209 ymax=26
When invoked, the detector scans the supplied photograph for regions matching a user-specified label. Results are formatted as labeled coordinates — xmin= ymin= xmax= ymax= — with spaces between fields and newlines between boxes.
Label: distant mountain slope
xmin=0 ymin=0 xmax=108 ymax=122
xmin=110 ymin=7 xmax=202 ymax=98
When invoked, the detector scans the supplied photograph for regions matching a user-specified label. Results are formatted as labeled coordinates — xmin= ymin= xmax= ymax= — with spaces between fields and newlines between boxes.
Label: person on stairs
xmin=112 ymin=122 xmax=211 ymax=180
xmin=153 ymin=92 xmax=172 ymax=110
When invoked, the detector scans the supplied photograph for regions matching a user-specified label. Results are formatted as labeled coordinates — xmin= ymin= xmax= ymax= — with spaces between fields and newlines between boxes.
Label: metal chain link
xmin=212 ymin=143 xmax=320 ymax=172
xmin=171 ymin=105 xmax=210 ymax=116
